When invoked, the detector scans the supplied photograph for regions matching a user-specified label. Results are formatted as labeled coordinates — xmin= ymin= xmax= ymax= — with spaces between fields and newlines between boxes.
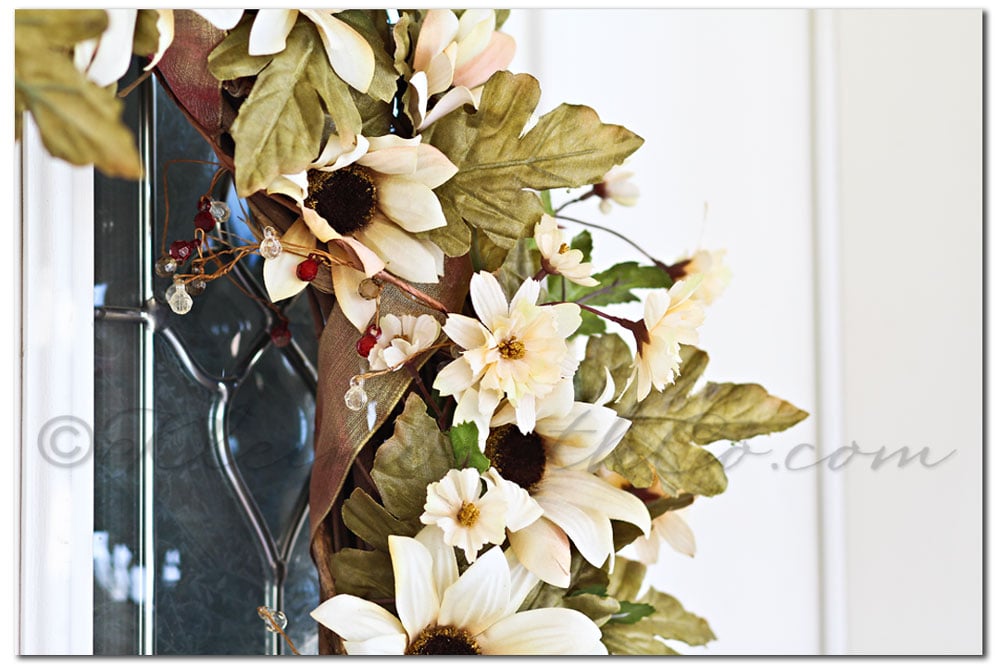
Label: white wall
xmin=835 ymin=10 xmax=983 ymax=655
xmin=507 ymin=9 xmax=822 ymax=654
xmin=507 ymin=8 xmax=984 ymax=656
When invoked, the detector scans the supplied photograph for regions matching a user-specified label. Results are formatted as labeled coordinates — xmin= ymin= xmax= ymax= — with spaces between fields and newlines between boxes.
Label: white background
xmin=504 ymin=8 xmax=983 ymax=655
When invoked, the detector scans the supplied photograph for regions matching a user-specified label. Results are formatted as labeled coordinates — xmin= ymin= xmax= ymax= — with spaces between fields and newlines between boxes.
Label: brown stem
xmin=405 ymin=363 xmax=447 ymax=432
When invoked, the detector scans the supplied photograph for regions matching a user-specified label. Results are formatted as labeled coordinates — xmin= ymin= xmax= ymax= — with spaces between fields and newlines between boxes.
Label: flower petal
xmin=315 ymin=133 xmax=369 ymax=172
xmin=388 ymin=536 xmax=439 ymax=641
xmin=357 ymin=219 xmax=441 ymax=283
xmin=310 ymin=594 xmax=404 ymax=642
xmin=143 ymin=10 xmax=175 ymax=72
xmin=443 ymin=314 xmax=490 ymax=351
xmin=412 ymin=144 xmax=460 ymax=189
xmin=658 ymin=511 xmax=696 ymax=557
xmin=412 ymin=9 xmax=459 ymax=75
xmin=478 ymin=608 xmax=605 ymax=655
xmin=372 ymin=177 xmax=448 ymax=233
xmin=343 ymin=634 xmax=408 ymax=655
xmin=330 ymin=263 xmax=377 ymax=332
xmin=469 ymin=271 xmax=510 ymax=330
xmin=357 ymin=134 xmax=421 ymax=175
xmin=508 ymin=518 xmax=571 ymax=588
xmin=535 ymin=402 xmax=629 ymax=470
xmin=262 ymin=219 xmax=314 ymax=302
xmin=453 ymin=31 xmax=516 ymax=90
xmin=504 ymin=549 xmax=540 ymax=616
xmin=533 ymin=495 xmax=614 ymax=569
xmin=454 ymin=9 xmax=494 ymax=68
xmin=193 ymin=9 xmax=244 ymax=30
xmin=418 ymin=85 xmax=477 ymax=131
xmin=248 ymin=9 xmax=297 ymax=56
xmin=438 ymin=546 xmax=511 ymax=635
xmin=483 ymin=469 xmax=542 ymax=531
xmin=79 ymin=9 xmax=138 ymax=87
xmin=302 ymin=10 xmax=375 ymax=93
xmin=538 ymin=470 xmax=651 ymax=535
xmin=415 ymin=526 xmax=459 ymax=599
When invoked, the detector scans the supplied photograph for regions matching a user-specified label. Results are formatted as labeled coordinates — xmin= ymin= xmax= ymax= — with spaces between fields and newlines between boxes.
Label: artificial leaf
xmin=425 ymin=71 xmax=643 ymax=263
xmin=329 ymin=548 xmax=395 ymax=599
xmin=571 ymin=230 xmax=594 ymax=263
xmin=15 ymin=10 xmax=142 ymax=177
xmin=601 ymin=630 xmax=679 ymax=656
xmin=519 ymin=550 xmax=609 ymax=612
xmin=605 ymin=556 xmax=647 ymax=603
xmin=370 ymin=394 xmax=454 ymax=521
xmin=450 ymin=422 xmax=490 ymax=472
xmin=208 ymin=19 xmax=362 ymax=195
xmin=632 ymin=587 xmax=716 ymax=647
xmin=133 ymin=9 xmax=161 ymax=56
xmin=562 ymin=261 xmax=672 ymax=307
xmin=609 ymin=601 xmax=656 ymax=625
xmin=341 ymin=488 xmax=421 ymax=552
xmin=335 ymin=10 xmax=399 ymax=103
xmin=495 ymin=237 xmax=541 ymax=300
xmin=579 ymin=335 xmax=807 ymax=496
xmin=561 ymin=593 xmax=620 ymax=627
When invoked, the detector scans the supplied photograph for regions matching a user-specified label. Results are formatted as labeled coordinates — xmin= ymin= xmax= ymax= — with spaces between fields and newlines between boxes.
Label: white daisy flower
xmin=407 ymin=9 xmax=516 ymax=130
xmin=632 ymin=509 xmax=696 ymax=565
xmin=420 ymin=468 xmax=509 ymax=563
xmin=674 ymin=249 xmax=732 ymax=305
xmin=367 ymin=313 xmax=442 ymax=371
xmin=595 ymin=166 xmax=640 ymax=214
xmin=483 ymin=380 xmax=652 ymax=587
xmin=265 ymin=133 xmax=457 ymax=330
xmin=631 ymin=277 xmax=705 ymax=401
xmin=311 ymin=531 xmax=607 ymax=655
xmin=433 ymin=272 xmax=581 ymax=435
xmin=534 ymin=214 xmax=598 ymax=287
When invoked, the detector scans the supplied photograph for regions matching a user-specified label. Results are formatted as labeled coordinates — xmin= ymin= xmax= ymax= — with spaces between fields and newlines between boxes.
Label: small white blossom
xmin=420 ymin=468 xmax=508 ymax=563
xmin=631 ymin=277 xmax=705 ymax=401
xmin=534 ymin=215 xmax=598 ymax=287
xmin=595 ymin=166 xmax=639 ymax=214
xmin=368 ymin=313 xmax=441 ymax=371
xmin=680 ymin=249 xmax=732 ymax=305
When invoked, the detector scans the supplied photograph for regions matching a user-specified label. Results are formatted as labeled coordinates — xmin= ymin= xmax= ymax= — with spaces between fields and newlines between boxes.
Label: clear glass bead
xmin=358 ymin=278 xmax=382 ymax=300
xmin=259 ymin=226 xmax=282 ymax=260
xmin=186 ymin=278 xmax=207 ymax=297
xmin=209 ymin=200 xmax=230 ymax=223
xmin=165 ymin=277 xmax=193 ymax=315
xmin=155 ymin=255 xmax=178 ymax=277
xmin=344 ymin=377 xmax=369 ymax=411
xmin=257 ymin=606 xmax=287 ymax=633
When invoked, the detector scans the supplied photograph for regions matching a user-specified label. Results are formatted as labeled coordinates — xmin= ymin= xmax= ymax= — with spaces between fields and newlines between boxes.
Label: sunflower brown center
xmin=304 ymin=165 xmax=377 ymax=235
xmin=485 ymin=425 xmax=546 ymax=492
xmin=456 ymin=501 xmax=480 ymax=527
xmin=497 ymin=337 xmax=525 ymax=360
xmin=406 ymin=625 xmax=481 ymax=655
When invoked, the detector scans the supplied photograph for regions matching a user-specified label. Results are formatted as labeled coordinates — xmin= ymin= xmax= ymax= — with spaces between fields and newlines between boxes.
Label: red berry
xmin=296 ymin=257 xmax=319 ymax=281
xmin=356 ymin=332 xmax=378 ymax=357
xmin=169 ymin=239 xmax=196 ymax=261
xmin=194 ymin=210 xmax=216 ymax=232
xmin=270 ymin=322 xmax=292 ymax=348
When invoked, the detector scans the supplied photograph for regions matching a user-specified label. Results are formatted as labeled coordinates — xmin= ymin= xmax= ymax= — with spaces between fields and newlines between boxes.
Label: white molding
xmin=809 ymin=9 xmax=849 ymax=655
xmin=17 ymin=118 xmax=95 ymax=654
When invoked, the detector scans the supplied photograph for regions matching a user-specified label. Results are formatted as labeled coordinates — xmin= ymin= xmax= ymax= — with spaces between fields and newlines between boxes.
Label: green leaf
xmin=602 ymin=558 xmax=715 ymax=654
xmin=341 ymin=488 xmax=421 ymax=551
xmin=15 ymin=10 xmax=142 ymax=178
xmin=571 ymin=230 xmax=593 ymax=263
xmin=562 ymin=593 xmax=620 ymax=627
xmin=579 ymin=335 xmax=807 ymax=496
xmin=564 ymin=261 xmax=672 ymax=307
xmin=539 ymin=189 xmax=555 ymax=215
xmin=609 ymin=601 xmax=656 ymax=624
xmin=132 ymin=9 xmax=161 ymax=56
xmin=329 ymin=548 xmax=395 ymax=599
xmin=208 ymin=19 xmax=362 ymax=195
xmin=450 ymin=422 xmax=490 ymax=472
xmin=425 ymin=71 xmax=643 ymax=260
xmin=370 ymin=395 xmax=454 ymax=521
xmin=335 ymin=10 xmax=399 ymax=103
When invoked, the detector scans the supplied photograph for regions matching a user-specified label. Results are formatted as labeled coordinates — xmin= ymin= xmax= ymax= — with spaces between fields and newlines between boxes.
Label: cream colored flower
xmin=534 ymin=214 xmax=598 ymax=287
xmin=74 ymin=9 xmax=174 ymax=87
xmin=311 ymin=531 xmax=607 ymax=654
xmin=407 ymin=9 xmax=516 ymax=130
xmin=420 ymin=468 xmax=508 ymax=563
xmin=433 ymin=272 xmax=581 ymax=435
xmin=675 ymin=249 xmax=732 ymax=305
xmin=367 ymin=313 xmax=442 ymax=371
xmin=631 ymin=277 xmax=705 ymax=401
xmin=266 ymin=133 xmax=456 ymax=330
xmin=632 ymin=509 xmax=696 ymax=565
xmin=595 ymin=166 xmax=640 ymax=214
xmin=482 ymin=380 xmax=651 ymax=587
